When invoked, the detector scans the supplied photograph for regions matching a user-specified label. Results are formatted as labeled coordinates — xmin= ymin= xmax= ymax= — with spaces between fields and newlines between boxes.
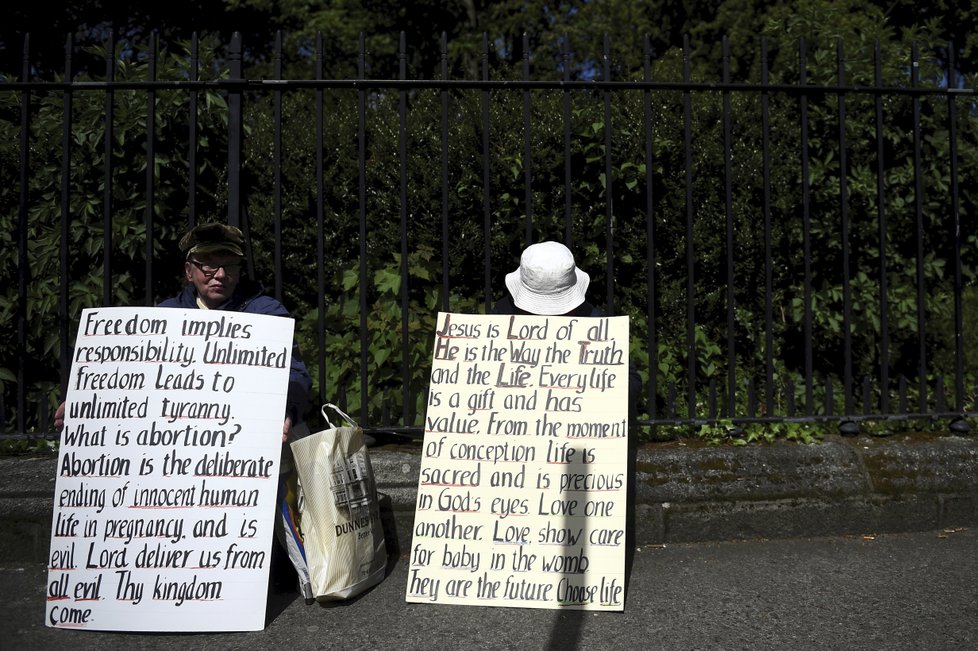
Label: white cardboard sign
xmin=406 ymin=312 xmax=629 ymax=610
xmin=46 ymin=307 xmax=293 ymax=632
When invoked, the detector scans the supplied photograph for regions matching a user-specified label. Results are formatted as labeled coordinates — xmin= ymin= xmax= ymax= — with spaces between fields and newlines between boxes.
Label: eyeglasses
xmin=189 ymin=259 xmax=242 ymax=277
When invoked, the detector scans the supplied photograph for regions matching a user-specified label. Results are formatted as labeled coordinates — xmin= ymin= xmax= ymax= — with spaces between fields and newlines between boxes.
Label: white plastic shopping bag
xmin=289 ymin=404 xmax=386 ymax=601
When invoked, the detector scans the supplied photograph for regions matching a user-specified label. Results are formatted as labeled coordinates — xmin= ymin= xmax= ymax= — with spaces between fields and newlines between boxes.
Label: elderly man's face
xmin=184 ymin=251 xmax=242 ymax=308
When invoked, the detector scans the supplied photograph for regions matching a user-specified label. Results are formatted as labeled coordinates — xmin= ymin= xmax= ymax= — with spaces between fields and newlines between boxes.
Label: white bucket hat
xmin=504 ymin=241 xmax=590 ymax=315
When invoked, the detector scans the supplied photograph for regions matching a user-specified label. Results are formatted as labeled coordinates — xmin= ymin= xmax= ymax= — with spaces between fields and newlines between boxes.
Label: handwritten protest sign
xmin=46 ymin=307 xmax=293 ymax=632
xmin=406 ymin=312 xmax=629 ymax=611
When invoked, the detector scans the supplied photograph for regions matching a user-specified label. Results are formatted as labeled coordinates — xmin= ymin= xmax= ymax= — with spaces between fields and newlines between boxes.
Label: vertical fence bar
xmin=643 ymin=35 xmax=658 ymax=421
xmin=398 ymin=32 xmax=411 ymax=425
xmin=747 ymin=378 xmax=756 ymax=418
xmin=682 ymin=36 xmax=697 ymax=421
xmin=315 ymin=33 xmax=327 ymax=408
xmin=102 ymin=31 xmax=115 ymax=306
xmin=761 ymin=37 xmax=775 ymax=417
xmin=945 ymin=42 xmax=965 ymax=415
xmin=836 ymin=40 xmax=854 ymax=419
xmin=481 ymin=34 xmax=493 ymax=311
xmin=17 ymin=35 xmax=31 ymax=432
xmin=357 ymin=33 xmax=369 ymax=424
xmin=722 ymin=36 xmax=736 ymax=417
xmin=799 ymin=38 xmax=814 ymax=415
xmin=873 ymin=41 xmax=890 ymax=414
xmin=188 ymin=33 xmax=199 ymax=227
xmin=228 ymin=32 xmax=243 ymax=230
xmin=522 ymin=32 xmax=533 ymax=245
xmin=562 ymin=35 xmax=573 ymax=246
xmin=59 ymin=34 xmax=73 ymax=398
xmin=602 ymin=35 xmax=615 ymax=314
xmin=440 ymin=32 xmax=450 ymax=313
xmin=143 ymin=32 xmax=157 ymax=306
xmin=910 ymin=42 xmax=928 ymax=412
xmin=273 ymin=31 xmax=284 ymax=302
xmin=227 ymin=32 xmax=243 ymax=228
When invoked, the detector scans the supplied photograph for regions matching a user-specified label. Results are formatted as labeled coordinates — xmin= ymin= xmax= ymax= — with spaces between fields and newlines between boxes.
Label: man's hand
xmin=54 ymin=401 xmax=65 ymax=432
xmin=283 ymin=416 xmax=292 ymax=443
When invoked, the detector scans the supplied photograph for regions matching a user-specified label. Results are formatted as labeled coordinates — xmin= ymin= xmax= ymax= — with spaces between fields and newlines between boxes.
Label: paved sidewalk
xmin=2 ymin=528 xmax=976 ymax=650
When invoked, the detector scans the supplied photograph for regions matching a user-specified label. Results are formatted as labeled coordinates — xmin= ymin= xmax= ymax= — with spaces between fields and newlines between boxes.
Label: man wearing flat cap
xmin=51 ymin=222 xmax=314 ymax=596
xmin=158 ymin=222 xmax=311 ymax=438
xmin=161 ymin=222 xmax=313 ymax=597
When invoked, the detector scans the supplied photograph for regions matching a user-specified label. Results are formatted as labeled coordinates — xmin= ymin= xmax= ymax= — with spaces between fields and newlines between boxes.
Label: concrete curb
xmin=3 ymin=434 xmax=977 ymax=563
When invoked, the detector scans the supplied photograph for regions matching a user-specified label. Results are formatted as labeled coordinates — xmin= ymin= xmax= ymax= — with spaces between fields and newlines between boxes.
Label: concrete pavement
xmin=2 ymin=528 xmax=976 ymax=649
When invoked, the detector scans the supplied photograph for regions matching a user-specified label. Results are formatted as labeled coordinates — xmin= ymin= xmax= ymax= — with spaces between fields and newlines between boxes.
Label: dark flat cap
xmin=178 ymin=223 xmax=245 ymax=258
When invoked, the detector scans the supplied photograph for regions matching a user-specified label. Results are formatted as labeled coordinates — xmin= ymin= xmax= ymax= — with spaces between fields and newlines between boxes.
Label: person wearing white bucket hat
xmin=492 ymin=241 xmax=594 ymax=316
xmin=491 ymin=240 xmax=641 ymax=578
xmin=491 ymin=241 xmax=640 ymax=419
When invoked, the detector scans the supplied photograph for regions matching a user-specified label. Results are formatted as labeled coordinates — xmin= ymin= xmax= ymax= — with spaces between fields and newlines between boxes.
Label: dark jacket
xmin=490 ymin=295 xmax=642 ymax=422
xmin=159 ymin=279 xmax=312 ymax=424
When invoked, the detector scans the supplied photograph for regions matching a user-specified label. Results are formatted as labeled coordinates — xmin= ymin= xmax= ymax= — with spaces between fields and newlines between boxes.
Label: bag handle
xmin=321 ymin=402 xmax=359 ymax=429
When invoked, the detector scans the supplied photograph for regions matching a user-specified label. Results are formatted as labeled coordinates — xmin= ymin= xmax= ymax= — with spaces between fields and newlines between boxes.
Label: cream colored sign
xmin=406 ymin=312 xmax=629 ymax=610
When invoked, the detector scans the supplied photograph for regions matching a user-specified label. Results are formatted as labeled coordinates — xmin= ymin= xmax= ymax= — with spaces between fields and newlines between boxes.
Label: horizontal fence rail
xmin=2 ymin=31 xmax=976 ymax=441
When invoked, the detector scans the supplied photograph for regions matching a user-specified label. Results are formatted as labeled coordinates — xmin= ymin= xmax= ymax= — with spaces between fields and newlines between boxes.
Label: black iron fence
xmin=2 ymin=31 xmax=976 ymax=440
